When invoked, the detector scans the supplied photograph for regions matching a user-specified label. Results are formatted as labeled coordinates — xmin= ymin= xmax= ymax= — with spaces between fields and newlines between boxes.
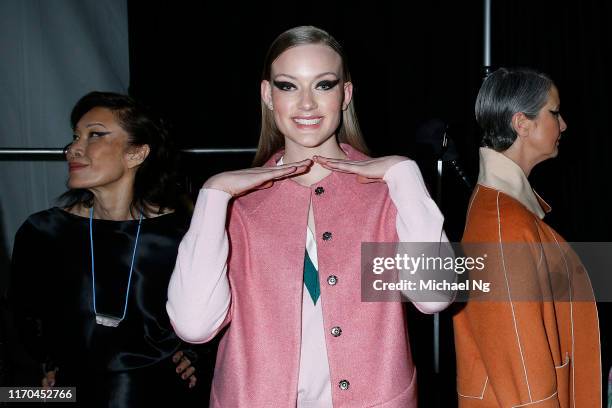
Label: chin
xmin=286 ymin=133 xmax=333 ymax=149
xmin=547 ymin=149 xmax=559 ymax=160
xmin=67 ymin=176 xmax=94 ymax=190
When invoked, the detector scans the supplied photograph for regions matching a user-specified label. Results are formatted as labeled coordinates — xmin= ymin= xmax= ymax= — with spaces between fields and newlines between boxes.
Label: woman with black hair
xmin=9 ymin=91 xmax=215 ymax=407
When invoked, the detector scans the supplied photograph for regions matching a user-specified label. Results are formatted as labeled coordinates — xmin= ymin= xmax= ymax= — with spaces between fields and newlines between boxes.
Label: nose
xmin=298 ymin=89 xmax=317 ymax=111
xmin=559 ymin=114 xmax=567 ymax=132
xmin=64 ymin=137 xmax=84 ymax=159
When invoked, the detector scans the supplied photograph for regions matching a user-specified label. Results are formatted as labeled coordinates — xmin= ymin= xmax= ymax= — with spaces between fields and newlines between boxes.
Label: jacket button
xmin=338 ymin=379 xmax=350 ymax=390
xmin=315 ymin=186 xmax=325 ymax=195
xmin=322 ymin=231 xmax=332 ymax=241
xmin=327 ymin=275 xmax=338 ymax=286
xmin=331 ymin=326 xmax=342 ymax=337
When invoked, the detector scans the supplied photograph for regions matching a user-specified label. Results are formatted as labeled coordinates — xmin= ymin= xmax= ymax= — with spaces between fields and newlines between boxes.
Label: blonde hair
xmin=253 ymin=26 xmax=368 ymax=167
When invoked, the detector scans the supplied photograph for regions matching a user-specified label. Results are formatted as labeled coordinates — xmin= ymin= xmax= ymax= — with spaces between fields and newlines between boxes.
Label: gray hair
xmin=475 ymin=67 xmax=554 ymax=151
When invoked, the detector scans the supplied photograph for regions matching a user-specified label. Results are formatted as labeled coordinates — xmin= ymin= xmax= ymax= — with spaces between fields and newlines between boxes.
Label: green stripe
xmin=303 ymin=249 xmax=320 ymax=305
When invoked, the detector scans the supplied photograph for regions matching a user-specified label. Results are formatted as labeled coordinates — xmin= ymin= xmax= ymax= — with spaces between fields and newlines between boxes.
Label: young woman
xmin=167 ymin=26 xmax=453 ymax=407
xmin=10 ymin=92 xmax=214 ymax=407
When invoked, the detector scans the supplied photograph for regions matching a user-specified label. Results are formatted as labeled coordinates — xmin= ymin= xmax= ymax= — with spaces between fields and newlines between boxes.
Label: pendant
xmin=95 ymin=313 xmax=122 ymax=327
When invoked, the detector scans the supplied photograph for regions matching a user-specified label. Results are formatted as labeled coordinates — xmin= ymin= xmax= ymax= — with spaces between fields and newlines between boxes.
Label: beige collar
xmin=477 ymin=147 xmax=550 ymax=218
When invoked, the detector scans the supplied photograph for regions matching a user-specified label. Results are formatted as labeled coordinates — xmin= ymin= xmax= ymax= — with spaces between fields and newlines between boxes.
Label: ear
xmin=261 ymin=80 xmax=273 ymax=110
xmin=342 ymin=81 xmax=353 ymax=111
xmin=126 ymin=144 xmax=150 ymax=169
xmin=511 ymin=112 xmax=532 ymax=138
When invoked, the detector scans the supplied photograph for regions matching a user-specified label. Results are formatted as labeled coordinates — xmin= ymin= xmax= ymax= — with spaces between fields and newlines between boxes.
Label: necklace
xmin=89 ymin=207 xmax=143 ymax=327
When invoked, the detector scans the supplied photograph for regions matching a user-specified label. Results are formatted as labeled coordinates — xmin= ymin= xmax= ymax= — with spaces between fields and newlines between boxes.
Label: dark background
xmin=127 ymin=3 xmax=484 ymax=405
xmin=127 ymin=0 xmax=612 ymax=240
xmin=1 ymin=0 xmax=599 ymax=406
xmin=127 ymin=0 xmax=612 ymax=406
xmin=127 ymin=1 xmax=612 ymax=404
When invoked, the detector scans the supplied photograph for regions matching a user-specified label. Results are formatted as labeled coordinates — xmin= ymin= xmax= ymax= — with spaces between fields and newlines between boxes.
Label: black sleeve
xmin=9 ymin=221 xmax=57 ymax=372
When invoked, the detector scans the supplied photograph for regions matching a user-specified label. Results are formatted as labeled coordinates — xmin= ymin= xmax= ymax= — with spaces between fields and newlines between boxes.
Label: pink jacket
xmin=167 ymin=145 xmax=450 ymax=407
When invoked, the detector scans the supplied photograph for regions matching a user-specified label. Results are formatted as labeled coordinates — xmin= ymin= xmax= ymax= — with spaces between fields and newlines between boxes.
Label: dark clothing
xmin=9 ymin=208 xmax=215 ymax=407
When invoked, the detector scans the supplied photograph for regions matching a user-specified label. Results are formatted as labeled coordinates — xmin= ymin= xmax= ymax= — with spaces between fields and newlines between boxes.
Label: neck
xmin=89 ymin=179 xmax=138 ymax=221
xmin=283 ymin=136 xmax=346 ymax=186
xmin=502 ymin=143 xmax=538 ymax=177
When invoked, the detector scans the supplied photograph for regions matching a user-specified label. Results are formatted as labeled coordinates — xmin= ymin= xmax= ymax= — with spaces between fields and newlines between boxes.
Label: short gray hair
xmin=475 ymin=67 xmax=553 ymax=151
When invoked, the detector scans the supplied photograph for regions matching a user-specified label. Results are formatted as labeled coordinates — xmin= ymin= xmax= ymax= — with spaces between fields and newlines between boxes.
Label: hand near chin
xmin=313 ymin=155 xmax=407 ymax=183
xmin=203 ymin=159 xmax=313 ymax=196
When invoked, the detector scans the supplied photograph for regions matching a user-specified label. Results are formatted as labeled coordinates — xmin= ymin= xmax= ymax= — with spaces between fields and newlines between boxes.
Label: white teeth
xmin=294 ymin=117 xmax=321 ymax=125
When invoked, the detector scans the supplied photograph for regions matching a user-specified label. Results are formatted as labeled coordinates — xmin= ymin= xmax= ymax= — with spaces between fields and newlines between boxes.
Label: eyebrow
xmin=86 ymin=122 xmax=107 ymax=128
xmin=273 ymin=72 xmax=340 ymax=80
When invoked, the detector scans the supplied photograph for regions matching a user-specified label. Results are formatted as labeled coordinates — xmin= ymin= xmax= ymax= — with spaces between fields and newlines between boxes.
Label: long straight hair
xmin=253 ymin=26 xmax=368 ymax=167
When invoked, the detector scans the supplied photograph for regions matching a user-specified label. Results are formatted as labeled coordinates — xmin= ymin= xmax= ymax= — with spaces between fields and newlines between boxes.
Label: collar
xmin=235 ymin=143 xmax=370 ymax=215
xmin=477 ymin=147 xmax=551 ymax=218
xmin=265 ymin=143 xmax=368 ymax=167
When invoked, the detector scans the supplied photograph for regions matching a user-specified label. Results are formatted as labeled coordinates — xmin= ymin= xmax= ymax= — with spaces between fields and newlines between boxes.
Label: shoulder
xmin=464 ymin=185 xmax=541 ymax=242
xmin=13 ymin=208 xmax=74 ymax=250
xmin=17 ymin=208 xmax=68 ymax=235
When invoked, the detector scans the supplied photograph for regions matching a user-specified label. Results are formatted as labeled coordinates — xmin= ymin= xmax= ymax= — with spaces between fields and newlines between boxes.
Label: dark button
xmin=338 ymin=379 xmax=350 ymax=390
xmin=322 ymin=231 xmax=332 ymax=241
xmin=315 ymin=186 xmax=325 ymax=195
xmin=327 ymin=275 xmax=338 ymax=286
xmin=331 ymin=326 xmax=342 ymax=337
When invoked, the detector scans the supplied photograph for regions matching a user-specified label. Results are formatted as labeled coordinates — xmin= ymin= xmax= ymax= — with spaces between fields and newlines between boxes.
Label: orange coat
xmin=453 ymin=148 xmax=601 ymax=407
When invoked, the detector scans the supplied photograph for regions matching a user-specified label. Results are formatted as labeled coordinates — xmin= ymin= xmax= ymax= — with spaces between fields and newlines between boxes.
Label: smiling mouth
xmin=293 ymin=117 xmax=322 ymax=126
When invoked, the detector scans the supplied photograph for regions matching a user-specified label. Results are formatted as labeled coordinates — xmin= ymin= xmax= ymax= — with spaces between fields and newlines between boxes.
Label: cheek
xmin=92 ymin=143 xmax=127 ymax=167
xmin=271 ymin=93 xmax=294 ymax=114
xmin=68 ymin=146 xmax=127 ymax=187
xmin=320 ymin=93 xmax=343 ymax=125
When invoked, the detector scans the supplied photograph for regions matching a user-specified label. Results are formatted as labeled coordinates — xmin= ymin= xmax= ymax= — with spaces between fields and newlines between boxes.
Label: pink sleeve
xmin=166 ymin=188 xmax=233 ymax=343
xmin=383 ymin=160 xmax=455 ymax=314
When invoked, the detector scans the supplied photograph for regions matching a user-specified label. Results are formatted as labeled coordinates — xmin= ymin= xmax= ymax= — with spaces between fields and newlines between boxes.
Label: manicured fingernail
xmin=176 ymin=368 xmax=181 ymax=373
xmin=182 ymin=374 xmax=187 ymax=379
xmin=189 ymin=383 xmax=194 ymax=388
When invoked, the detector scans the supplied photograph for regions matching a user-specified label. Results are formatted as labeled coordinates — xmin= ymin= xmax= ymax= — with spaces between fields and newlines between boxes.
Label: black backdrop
xmin=127 ymin=1 xmax=611 ymax=406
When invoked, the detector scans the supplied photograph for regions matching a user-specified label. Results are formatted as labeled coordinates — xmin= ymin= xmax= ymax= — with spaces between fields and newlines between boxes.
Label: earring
xmin=268 ymin=103 xmax=274 ymax=110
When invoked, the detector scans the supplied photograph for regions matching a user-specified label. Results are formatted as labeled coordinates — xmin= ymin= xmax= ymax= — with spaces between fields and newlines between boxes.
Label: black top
xmin=10 ymin=207 xmax=214 ymax=407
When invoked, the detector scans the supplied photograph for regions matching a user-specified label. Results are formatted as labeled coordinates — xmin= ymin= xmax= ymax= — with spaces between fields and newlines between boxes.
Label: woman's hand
xmin=172 ymin=350 xmax=197 ymax=389
xmin=41 ymin=369 xmax=57 ymax=389
xmin=313 ymin=155 xmax=407 ymax=183
xmin=203 ymin=159 xmax=313 ymax=196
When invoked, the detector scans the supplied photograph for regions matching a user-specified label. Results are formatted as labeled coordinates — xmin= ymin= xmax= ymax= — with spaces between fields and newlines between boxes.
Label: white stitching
xmin=511 ymin=391 xmax=558 ymax=407
xmin=555 ymin=353 xmax=570 ymax=369
xmin=533 ymin=221 xmax=544 ymax=270
xmin=497 ymin=192 xmax=533 ymax=402
xmin=457 ymin=376 xmax=488 ymax=399
xmin=463 ymin=185 xmax=480 ymax=235
xmin=548 ymin=229 xmax=575 ymax=408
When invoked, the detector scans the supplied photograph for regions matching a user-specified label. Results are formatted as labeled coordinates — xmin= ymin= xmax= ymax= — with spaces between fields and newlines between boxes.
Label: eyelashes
xmin=71 ymin=131 xmax=111 ymax=141
xmin=90 ymin=131 xmax=111 ymax=138
xmin=549 ymin=109 xmax=560 ymax=117
xmin=273 ymin=80 xmax=295 ymax=91
xmin=272 ymin=79 xmax=341 ymax=92
xmin=316 ymin=79 xmax=340 ymax=90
